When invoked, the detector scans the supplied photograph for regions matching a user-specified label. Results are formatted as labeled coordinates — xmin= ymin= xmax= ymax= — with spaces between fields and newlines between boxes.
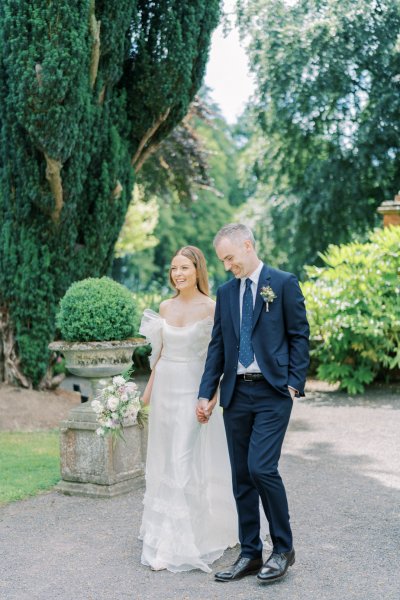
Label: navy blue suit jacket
xmin=199 ymin=264 xmax=310 ymax=408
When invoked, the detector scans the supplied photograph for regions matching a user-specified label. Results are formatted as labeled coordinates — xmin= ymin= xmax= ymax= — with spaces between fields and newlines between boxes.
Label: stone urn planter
xmin=49 ymin=338 xmax=148 ymax=498
xmin=49 ymin=338 xmax=143 ymax=398
xmin=49 ymin=277 xmax=149 ymax=498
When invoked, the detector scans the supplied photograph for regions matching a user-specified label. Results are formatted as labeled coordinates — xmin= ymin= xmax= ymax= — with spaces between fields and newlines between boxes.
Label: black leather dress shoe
xmin=215 ymin=556 xmax=263 ymax=582
xmin=257 ymin=549 xmax=295 ymax=584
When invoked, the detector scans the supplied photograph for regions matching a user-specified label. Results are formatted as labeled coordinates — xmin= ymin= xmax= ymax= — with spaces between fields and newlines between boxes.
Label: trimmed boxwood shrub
xmin=56 ymin=277 xmax=138 ymax=342
xmin=302 ymin=226 xmax=400 ymax=394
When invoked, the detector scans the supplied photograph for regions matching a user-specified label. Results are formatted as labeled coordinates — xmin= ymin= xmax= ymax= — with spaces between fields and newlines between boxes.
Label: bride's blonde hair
xmin=169 ymin=246 xmax=210 ymax=296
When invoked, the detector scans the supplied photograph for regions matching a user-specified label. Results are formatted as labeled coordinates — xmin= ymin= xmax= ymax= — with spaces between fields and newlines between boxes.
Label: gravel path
xmin=0 ymin=384 xmax=399 ymax=600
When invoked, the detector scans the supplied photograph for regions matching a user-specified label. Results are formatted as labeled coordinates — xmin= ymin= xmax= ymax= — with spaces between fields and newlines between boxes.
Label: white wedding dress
xmin=139 ymin=309 xmax=238 ymax=573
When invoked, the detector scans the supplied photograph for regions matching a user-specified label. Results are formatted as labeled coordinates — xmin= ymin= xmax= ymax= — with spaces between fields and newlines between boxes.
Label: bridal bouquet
xmin=91 ymin=373 xmax=148 ymax=441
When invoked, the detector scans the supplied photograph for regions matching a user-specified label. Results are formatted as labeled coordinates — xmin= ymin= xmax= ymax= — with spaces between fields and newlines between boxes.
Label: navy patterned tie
xmin=239 ymin=278 xmax=254 ymax=368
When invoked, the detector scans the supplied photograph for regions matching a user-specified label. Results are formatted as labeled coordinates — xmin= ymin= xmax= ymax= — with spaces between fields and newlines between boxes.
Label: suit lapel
xmin=252 ymin=264 xmax=271 ymax=330
xmin=229 ymin=278 xmax=241 ymax=340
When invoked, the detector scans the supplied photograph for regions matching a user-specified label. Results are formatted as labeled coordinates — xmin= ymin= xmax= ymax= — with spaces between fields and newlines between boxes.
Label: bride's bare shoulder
xmin=159 ymin=298 xmax=174 ymax=317
xmin=204 ymin=296 xmax=216 ymax=317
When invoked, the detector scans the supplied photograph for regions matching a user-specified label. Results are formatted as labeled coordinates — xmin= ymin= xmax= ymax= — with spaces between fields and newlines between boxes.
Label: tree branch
xmin=111 ymin=180 xmax=123 ymax=199
xmin=134 ymin=141 xmax=161 ymax=174
xmin=131 ymin=108 xmax=171 ymax=169
xmin=98 ymin=84 xmax=106 ymax=105
xmin=89 ymin=0 xmax=101 ymax=89
xmin=0 ymin=305 xmax=31 ymax=388
xmin=44 ymin=153 xmax=64 ymax=224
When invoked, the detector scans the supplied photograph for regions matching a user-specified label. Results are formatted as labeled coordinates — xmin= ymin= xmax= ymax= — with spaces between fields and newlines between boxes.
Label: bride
xmin=139 ymin=245 xmax=238 ymax=573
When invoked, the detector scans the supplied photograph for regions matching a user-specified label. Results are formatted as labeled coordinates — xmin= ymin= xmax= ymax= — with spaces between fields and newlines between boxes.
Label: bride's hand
xmin=196 ymin=396 xmax=217 ymax=424
xmin=196 ymin=399 xmax=210 ymax=424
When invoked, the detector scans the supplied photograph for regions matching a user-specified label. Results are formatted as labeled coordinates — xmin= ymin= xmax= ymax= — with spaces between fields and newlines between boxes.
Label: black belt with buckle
xmin=236 ymin=373 xmax=265 ymax=382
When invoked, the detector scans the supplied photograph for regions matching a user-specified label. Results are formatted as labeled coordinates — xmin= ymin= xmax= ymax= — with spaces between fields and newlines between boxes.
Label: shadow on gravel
xmin=283 ymin=439 xmax=400 ymax=600
xmin=302 ymin=383 xmax=400 ymax=410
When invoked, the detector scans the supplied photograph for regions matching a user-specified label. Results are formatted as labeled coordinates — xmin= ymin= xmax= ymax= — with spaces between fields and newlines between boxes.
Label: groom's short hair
xmin=213 ymin=223 xmax=256 ymax=248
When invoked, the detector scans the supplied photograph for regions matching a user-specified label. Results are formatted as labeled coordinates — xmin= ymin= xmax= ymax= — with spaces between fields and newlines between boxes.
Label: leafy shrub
xmin=51 ymin=354 xmax=66 ymax=376
xmin=302 ymin=226 xmax=400 ymax=394
xmin=56 ymin=277 xmax=138 ymax=342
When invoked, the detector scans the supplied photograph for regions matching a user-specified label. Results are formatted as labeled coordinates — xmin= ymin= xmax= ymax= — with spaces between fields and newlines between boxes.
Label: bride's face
xmin=170 ymin=255 xmax=197 ymax=292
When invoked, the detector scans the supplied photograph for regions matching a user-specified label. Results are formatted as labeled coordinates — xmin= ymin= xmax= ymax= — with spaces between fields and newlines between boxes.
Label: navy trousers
xmin=223 ymin=379 xmax=293 ymax=558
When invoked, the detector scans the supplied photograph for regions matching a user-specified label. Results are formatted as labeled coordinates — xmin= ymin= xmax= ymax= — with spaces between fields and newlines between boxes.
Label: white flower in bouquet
xmin=92 ymin=370 xmax=148 ymax=441
xmin=107 ymin=396 xmax=120 ymax=411
xmin=91 ymin=400 xmax=103 ymax=414
xmin=126 ymin=405 xmax=139 ymax=423
xmin=125 ymin=382 xmax=137 ymax=392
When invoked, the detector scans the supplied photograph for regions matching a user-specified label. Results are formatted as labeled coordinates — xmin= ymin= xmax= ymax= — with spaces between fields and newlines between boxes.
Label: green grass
xmin=0 ymin=431 xmax=60 ymax=505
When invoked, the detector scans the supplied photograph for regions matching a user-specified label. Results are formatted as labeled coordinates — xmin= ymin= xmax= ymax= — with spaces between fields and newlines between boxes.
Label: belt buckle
xmin=243 ymin=373 xmax=252 ymax=382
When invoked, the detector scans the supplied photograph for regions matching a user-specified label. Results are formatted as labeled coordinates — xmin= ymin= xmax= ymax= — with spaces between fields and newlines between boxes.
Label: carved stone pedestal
xmin=49 ymin=337 xmax=148 ymax=497
xmin=56 ymin=403 xmax=147 ymax=498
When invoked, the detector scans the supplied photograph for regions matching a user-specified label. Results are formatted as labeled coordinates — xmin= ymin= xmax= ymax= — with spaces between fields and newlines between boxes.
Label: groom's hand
xmin=196 ymin=398 xmax=209 ymax=424
xmin=288 ymin=386 xmax=297 ymax=400
xmin=197 ymin=397 xmax=216 ymax=424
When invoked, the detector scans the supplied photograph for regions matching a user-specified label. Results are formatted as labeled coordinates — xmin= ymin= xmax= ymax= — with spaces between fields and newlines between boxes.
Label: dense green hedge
xmin=56 ymin=277 xmax=138 ymax=342
xmin=0 ymin=0 xmax=220 ymax=386
xmin=302 ymin=226 xmax=400 ymax=393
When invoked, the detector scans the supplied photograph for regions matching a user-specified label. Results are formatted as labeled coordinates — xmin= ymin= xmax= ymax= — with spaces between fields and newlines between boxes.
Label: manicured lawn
xmin=0 ymin=431 xmax=60 ymax=505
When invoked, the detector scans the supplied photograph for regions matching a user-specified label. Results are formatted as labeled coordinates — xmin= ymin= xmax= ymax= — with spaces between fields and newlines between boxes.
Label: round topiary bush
xmin=56 ymin=277 xmax=138 ymax=342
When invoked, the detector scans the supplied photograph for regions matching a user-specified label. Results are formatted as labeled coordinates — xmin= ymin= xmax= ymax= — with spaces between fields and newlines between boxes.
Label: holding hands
xmin=196 ymin=396 xmax=217 ymax=424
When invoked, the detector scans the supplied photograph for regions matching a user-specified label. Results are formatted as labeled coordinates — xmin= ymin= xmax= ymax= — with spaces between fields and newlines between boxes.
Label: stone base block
xmin=56 ymin=476 xmax=144 ymax=499
xmin=57 ymin=403 xmax=147 ymax=498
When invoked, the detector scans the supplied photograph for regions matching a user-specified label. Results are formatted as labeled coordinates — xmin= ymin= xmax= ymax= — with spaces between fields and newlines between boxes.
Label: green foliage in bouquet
xmin=302 ymin=226 xmax=400 ymax=394
xmin=56 ymin=277 xmax=138 ymax=342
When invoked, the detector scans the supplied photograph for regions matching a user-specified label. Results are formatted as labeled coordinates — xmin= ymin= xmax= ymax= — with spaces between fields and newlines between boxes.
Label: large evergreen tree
xmin=0 ymin=0 xmax=220 ymax=387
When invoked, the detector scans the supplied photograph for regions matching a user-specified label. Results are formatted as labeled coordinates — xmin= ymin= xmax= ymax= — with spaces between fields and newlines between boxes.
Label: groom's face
xmin=216 ymin=237 xmax=253 ymax=279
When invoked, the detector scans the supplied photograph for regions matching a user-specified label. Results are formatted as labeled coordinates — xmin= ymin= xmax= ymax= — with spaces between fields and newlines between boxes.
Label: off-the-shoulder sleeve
xmin=139 ymin=309 xmax=163 ymax=369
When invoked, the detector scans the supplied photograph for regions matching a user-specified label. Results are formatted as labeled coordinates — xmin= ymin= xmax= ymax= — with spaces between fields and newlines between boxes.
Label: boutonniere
xmin=260 ymin=285 xmax=277 ymax=312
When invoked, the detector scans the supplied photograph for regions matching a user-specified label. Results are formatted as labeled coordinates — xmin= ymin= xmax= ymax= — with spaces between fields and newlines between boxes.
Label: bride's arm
xmin=141 ymin=302 xmax=166 ymax=405
xmin=141 ymin=367 xmax=156 ymax=405
xmin=196 ymin=299 xmax=218 ymax=424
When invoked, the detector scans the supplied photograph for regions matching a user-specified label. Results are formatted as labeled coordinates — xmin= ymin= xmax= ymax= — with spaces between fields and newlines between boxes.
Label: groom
xmin=197 ymin=223 xmax=309 ymax=585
